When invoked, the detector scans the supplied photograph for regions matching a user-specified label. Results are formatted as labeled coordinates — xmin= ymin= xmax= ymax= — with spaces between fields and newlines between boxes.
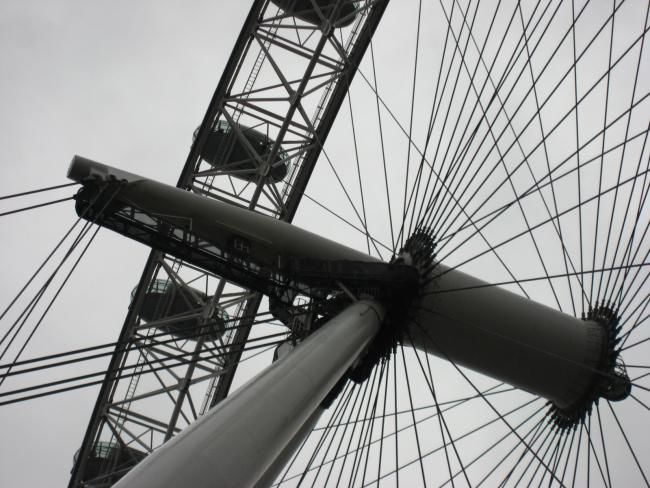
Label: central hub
xmin=347 ymin=228 xmax=438 ymax=383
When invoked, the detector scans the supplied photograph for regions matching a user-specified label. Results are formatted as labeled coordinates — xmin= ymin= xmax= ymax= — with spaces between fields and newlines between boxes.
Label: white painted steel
xmin=112 ymin=300 xmax=384 ymax=488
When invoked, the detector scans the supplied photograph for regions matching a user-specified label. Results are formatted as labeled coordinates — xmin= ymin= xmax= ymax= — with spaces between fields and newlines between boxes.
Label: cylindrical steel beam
xmin=254 ymin=406 xmax=324 ymax=488
xmin=113 ymin=300 xmax=384 ymax=488
xmin=407 ymin=264 xmax=606 ymax=410
xmin=67 ymin=156 xmax=375 ymax=268
xmin=70 ymin=158 xmax=609 ymax=411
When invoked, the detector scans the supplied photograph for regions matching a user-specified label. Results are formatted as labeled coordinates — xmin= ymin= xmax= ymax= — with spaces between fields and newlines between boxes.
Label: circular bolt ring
xmin=548 ymin=303 xmax=631 ymax=430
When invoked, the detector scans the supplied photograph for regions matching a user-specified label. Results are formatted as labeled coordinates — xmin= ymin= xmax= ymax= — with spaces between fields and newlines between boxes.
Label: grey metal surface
xmin=72 ymin=157 xmax=609 ymax=414
xmin=408 ymin=264 xmax=606 ymax=410
xmin=113 ymin=300 xmax=384 ymax=488
xmin=253 ymin=406 xmax=324 ymax=488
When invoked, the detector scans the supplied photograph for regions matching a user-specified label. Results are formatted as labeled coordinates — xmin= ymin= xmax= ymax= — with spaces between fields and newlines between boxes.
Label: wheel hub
xmin=549 ymin=303 xmax=631 ymax=430
xmin=347 ymin=228 xmax=437 ymax=383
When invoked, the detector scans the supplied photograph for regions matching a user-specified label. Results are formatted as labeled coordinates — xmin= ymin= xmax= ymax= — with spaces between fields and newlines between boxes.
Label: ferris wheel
xmin=1 ymin=0 xmax=649 ymax=486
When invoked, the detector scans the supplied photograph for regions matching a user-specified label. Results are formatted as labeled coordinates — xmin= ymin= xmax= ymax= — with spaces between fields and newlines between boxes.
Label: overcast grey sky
xmin=0 ymin=2 xmax=250 ymax=486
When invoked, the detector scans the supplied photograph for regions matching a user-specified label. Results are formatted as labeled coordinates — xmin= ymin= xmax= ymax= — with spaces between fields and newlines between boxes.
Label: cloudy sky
xmin=0 ymin=2 xmax=252 ymax=485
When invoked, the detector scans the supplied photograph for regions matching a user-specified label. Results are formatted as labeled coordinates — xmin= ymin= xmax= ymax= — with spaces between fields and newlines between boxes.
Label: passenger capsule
xmin=134 ymin=279 xmax=228 ymax=342
xmin=72 ymin=442 xmax=146 ymax=485
xmin=197 ymin=120 xmax=289 ymax=183
xmin=270 ymin=0 xmax=359 ymax=27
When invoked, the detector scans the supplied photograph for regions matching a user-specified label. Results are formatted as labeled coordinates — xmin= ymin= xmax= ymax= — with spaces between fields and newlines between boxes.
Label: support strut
xmin=113 ymin=300 xmax=384 ymax=488
xmin=408 ymin=265 xmax=609 ymax=411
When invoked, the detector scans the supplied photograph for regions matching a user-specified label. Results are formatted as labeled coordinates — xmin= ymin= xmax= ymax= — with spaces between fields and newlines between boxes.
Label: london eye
xmin=1 ymin=1 xmax=649 ymax=486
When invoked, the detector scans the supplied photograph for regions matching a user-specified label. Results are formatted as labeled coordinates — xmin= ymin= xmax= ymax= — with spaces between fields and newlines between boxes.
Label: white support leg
xmin=113 ymin=300 xmax=384 ymax=488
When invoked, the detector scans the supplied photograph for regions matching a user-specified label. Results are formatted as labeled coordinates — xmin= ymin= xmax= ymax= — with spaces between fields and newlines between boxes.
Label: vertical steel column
xmin=114 ymin=300 xmax=384 ymax=488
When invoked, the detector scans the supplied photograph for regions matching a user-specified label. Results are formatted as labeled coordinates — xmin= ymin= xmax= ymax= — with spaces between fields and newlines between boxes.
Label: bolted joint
xmin=348 ymin=229 xmax=438 ymax=384
xmin=548 ymin=303 xmax=632 ymax=429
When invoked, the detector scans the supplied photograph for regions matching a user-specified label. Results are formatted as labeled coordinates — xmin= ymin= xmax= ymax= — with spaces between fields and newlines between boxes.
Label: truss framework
xmin=69 ymin=1 xmax=390 ymax=486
